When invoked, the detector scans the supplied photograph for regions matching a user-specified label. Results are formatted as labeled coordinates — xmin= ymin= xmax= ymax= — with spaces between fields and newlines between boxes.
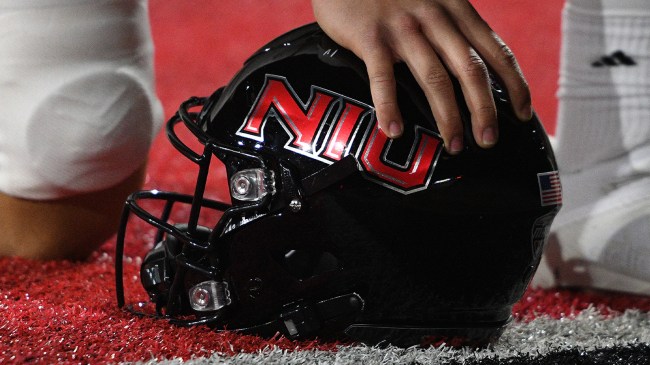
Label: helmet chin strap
xmin=122 ymin=291 xmax=365 ymax=342
xmin=228 ymin=292 xmax=365 ymax=340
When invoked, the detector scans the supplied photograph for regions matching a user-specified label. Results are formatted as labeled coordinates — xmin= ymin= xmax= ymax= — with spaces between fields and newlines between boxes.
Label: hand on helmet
xmin=312 ymin=0 xmax=532 ymax=154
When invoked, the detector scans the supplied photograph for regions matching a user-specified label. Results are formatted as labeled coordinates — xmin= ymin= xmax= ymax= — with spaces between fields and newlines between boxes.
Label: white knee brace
xmin=0 ymin=0 xmax=163 ymax=199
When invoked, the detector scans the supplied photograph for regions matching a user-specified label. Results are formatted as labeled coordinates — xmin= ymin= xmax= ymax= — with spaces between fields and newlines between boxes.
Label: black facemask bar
xmin=115 ymin=92 xmax=366 ymax=338
xmin=115 ymin=94 xmax=276 ymax=324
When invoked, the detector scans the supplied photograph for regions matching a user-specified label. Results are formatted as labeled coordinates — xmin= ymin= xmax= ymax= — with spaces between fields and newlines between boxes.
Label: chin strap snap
xmin=239 ymin=292 xmax=364 ymax=340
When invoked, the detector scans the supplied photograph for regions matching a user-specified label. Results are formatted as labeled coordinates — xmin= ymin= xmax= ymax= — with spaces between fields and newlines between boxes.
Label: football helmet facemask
xmin=116 ymin=23 xmax=561 ymax=347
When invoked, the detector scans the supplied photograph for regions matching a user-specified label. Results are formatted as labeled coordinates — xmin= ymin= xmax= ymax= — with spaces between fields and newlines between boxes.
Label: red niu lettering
xmin=360 ymin=121 xmax=440 ymax=192
xmin=241 ymin=78 xmax=334 ymax=151
xmin=238 ymin=75 xmax=441 ymax=193
xmin=323 ymin=103 xmax=365 ymax=160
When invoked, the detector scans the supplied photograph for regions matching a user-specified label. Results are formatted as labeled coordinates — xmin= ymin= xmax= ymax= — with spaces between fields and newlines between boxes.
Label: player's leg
xmin=0 ymin=164 xmax=147 ymax=260
xmin=533 ymin=0 xmax=650 ymax=294
xmin=0 ymin=0 xmax=162 ymax=260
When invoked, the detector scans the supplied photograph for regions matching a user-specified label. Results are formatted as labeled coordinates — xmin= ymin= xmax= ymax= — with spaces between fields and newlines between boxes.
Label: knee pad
xmin=0 ymin=0 xmax=163 ymax=199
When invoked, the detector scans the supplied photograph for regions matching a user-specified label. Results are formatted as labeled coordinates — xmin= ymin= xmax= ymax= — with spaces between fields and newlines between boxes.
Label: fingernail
xmin=449 ymin=136 xmax=463 ymax=154
xmin=519 ymin=104 xmax=533 ymax=121
xmin=482 ymin=127 xmax=497 ymax=147
xmin=389 ymin=121 xmax=403 ymax=138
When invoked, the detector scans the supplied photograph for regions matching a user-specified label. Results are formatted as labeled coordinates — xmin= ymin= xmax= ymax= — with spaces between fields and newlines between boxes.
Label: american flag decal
xmin=537 ymin=171 xmax=562 ymax=206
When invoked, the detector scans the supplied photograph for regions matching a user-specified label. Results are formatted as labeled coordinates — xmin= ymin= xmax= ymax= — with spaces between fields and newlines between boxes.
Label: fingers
xmin=312 ymin=0 xmax=531 ymax=153
xmin=362 ymin=41 xmax=404 ymax=139
xmin=412 ymin=8 xmax=497 ymax=149
xmin=366 ymin=12 xmax=497 ymax=151
xmin=444 ymin=1 xmax=532 ymax=121
xmin=480 ymin=32 xmax=532 ymax=121
xmin=389 ymin=21 xmax=464 ymax=153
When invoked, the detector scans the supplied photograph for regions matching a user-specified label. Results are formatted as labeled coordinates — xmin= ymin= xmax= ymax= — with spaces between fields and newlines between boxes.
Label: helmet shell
xmin=199 ymin=23 xmax=560 ymax=338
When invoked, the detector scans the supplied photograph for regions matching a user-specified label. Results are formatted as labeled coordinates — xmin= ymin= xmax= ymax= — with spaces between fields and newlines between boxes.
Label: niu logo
xmin=237 ymin=74 xmax=442 ymax=194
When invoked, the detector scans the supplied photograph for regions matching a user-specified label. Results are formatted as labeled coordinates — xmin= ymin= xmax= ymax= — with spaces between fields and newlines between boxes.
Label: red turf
xmin=3 ymin=241 xmax=650 ymax=364
xmin=0 ymin=248 xmax=340 ymax=364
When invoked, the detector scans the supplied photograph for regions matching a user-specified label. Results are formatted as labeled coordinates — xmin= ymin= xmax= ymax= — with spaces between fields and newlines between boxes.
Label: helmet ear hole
xmin=271 ymin=249 xmax=342 ymax=280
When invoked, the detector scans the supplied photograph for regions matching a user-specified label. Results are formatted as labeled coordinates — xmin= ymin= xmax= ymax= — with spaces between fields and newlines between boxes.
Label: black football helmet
xmin=116 ymin=23 xmax=561 ymax=347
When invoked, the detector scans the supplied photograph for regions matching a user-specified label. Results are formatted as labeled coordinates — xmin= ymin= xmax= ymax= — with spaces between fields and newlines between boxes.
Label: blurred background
xmin=149 ymin=0 xmax=563 ymax=132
